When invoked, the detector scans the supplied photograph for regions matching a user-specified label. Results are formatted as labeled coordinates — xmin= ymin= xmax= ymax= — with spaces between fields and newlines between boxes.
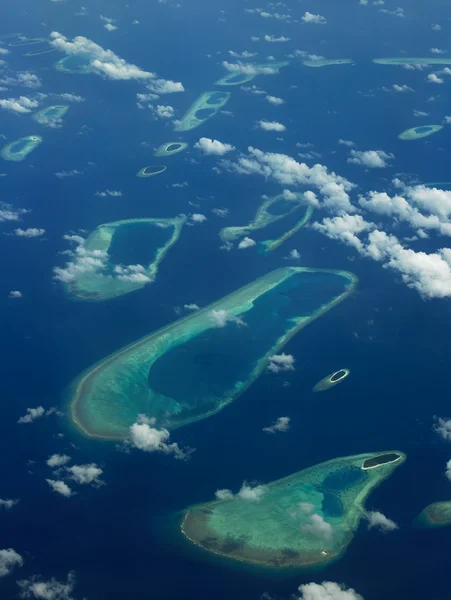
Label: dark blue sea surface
xmin=1 ymin=0 xmax=451 ymax=599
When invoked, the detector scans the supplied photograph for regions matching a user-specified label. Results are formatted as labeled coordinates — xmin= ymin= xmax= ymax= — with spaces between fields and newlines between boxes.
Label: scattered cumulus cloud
xmin=215 ymin=481 xmax=267 ymax=502
xmin=0 ymin=499 xmax=19 ymax=510
xmin=18 ymin=571 xmax=78 ymax=599
xmin=347 ymin=149 xmax=394 ymax=168
xmin=302 ymin=12 xmax=327 ymax=24
xmin=298 ymin=582 xmax=364 ymax=600
xmin=434 ymin=416 xmax=451 ymax=441
xmin=0 ymin=549 xmax=23 ymax=578
xmin=14 ymin=228 xmax=45 ymax=238
xmin=9 ymin=290 xmax=23 ymax=299
xmin=194 ymin=137 xmax=235 ymax=155
xmin=364 ymin=510 xmax=399 ymax=531
xmin=46 ymin=479 xmax=73 ymax=498
xmin=129 ymin=415 xmax=189 ymax=460
xmin=258 ymin=120 xmax=286 ymax=131
xmin=0 ymin=96 xmax=39 ymax=114
xmin=267 ymin=353 xmax=295 ymax=373
xmin=262 ymin=416 xmax=290 ymax=433
xmin=427 ymin=73 xmax=444 ymax=84
xmin=46 ymin=454 xmax=71 ymax=468
xmin=238 ymin=236 xmax=256 ymax=249
xmin=209 ymin=309 xmax=246 ymax=328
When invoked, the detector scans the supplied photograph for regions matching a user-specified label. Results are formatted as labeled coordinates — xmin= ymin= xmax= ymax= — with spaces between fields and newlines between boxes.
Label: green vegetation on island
xmin=1 ymin=136 xmax=43 ymax=162
xmin=174 ymin=91 xmax=230 ymax=132
xmin=69 ymin=267 xmax=358 ymax=439
xmin=398 ymin=125 xmax=443 ymax=140
xmin=180 ymin=451 xmax=406 ymax=568
xmin=414 ymin=502 xmax=451 ymax=529
xmin=313 ymin=368 xmax=350 ymax=392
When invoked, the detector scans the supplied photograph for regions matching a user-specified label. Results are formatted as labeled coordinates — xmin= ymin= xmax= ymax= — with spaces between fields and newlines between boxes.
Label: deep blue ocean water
xmin=1 ymin=0 xmax=451 ymax=598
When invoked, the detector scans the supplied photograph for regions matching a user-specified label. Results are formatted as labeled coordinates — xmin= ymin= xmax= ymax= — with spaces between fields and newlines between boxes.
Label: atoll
xmin=303 ymin=59 xmax=353 ymax=68
xmin=215 ymin=61 xmax=289 ymax=86
xmin=154 ymin=142 xmax=188 ymax=157
xmin=65 ymin=217 xmax=186 ymax=302
xmin=180 ymin=451 xmax=406 ymax=568
xmin=174 ymin=91 xmax=230 ymax=132
xmin=414 ymin=502 xmax=451 ymax=529
xmin=313 ymin=369 xmax=350 ymax=392
xmin=373 ymin=57 xmax=451 ymax=66
xmin=137 ymin=165 xmax=167 ymax=178
xmin=1 ymin=136 xmax=43 ymax=162
xmin=33 ymin=105 xmax=69 ymax=127
xmin=398 ymin=125 xmax=443 ymax=140
xmin=54 ymin=54 xmax=93 ymax=74
xmin=69 ymin=267 xmax=358 ymax=439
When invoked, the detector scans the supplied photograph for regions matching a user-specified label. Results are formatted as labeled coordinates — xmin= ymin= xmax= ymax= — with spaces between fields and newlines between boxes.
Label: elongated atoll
xmin=1 ymin=136 xmax=42 ymax=162
xmin=313 ymin=369 xmax=350 ymax=392
xmin=220 ymin=193 xmax=313 ymax=250
xmin=373 ymin=57 xmax=451 ymax=66
xmin=33 ymin=105 xmax=69 ymax=127
xmin=137 ymin=165 xmax=167 ymax=178
xmin=215 ymin=61 xmax=289 ymax=86
xmin=70 ymin=267 xmax=358 ymax=439
xmin=9 ymin=36 xmax=48 ymax=47
xmin=398 ymin=125 xmax=443 ymax=140
xmin=154 ymin=142 xmax=188 ymax=157
xmin=180 ymin=451 xmax=406 ymax=568
xmin=174 ymin=91 xmax=230 ymax=132
xmin=64 ymin=217 xmax=186 ymax=301
xmin=24 ymin=48 xmax=57 ymax=57
xmin=303 ymin=59 xmax=353 ymax=68
xmin=414 ymin=502 xmax=451 ymax=528
xmin=55 ymin=54 xmax=93 ymax=74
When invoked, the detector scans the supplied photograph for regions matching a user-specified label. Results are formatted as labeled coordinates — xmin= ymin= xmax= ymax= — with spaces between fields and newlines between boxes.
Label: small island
xmin=178 ymin=451 xmax=406 ymax=569
xmin=374 ymin=57 xmax=451 ymax=66
xmin=414 ymin=502 xmax=451 ymax=529
xmin=361 ymin=453 xmax=402 ymax=470
xmin=215 ymin=61 xmax=289 ymax=86
xmin=398 ymin=125 xmax=443 ymax=140
xmin=1 ymin=136 xmax=43 ymax=162
xmin=33 ymin=105 xmax=69 ymax=127
xmin=69 ymin=267 xmax=358 ymax=439
xmin=313 ymin=368 xmax=350 ymax=392
xmin=174 ymin=91 xmax=230 ymax=132
xmin=303 ymin=59 xmax=354 ymax=68
xmin=137 ymin=165 xmax=167 ymax=178
xmin=154 ymin=142 xmax=188 ymax=157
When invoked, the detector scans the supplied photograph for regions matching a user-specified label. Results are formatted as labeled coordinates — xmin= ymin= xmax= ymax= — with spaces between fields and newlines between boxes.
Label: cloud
xmin=228 ymin=50 xmax=257 ymax=58
xmin=312 ymin=214 xmax=373 ymax=252
xmin=285 ymin=249 xmax=301 ymax=260
xmin=338 ymin=139 xmax=356 ymax=147
xmin=257 ymin=120 xmax=286 ymax=131
xmin=9 ymin=290 xmax=23 ymax=298
xmin=262 ymin=416 xmax=290 ymax=433
xmin=191 ymin=213 xmax=207 ymax=223
xmin=267 ymin=353 xmax=295 ymax=373
xmin=183 ymin=303 xmax=200 ymax=310
xmin=14 ymin=228 xmax=45 ymax=238
xmin=298 ymin=582 xmax=364 ymax=600
xmin=221 ymin=146 xmax=355 ymax=213
xmin=0 ymin=549 xmax=23 ymax=578
xmin=215 ymin=489 xmax=234 ymax=500
xmin=129 ymin=415 xmax=188 ymax=459
xmin=153 ymin=104 xmax=174 ymax=119
xmin=46 ymin=479 xmax=73 ymax=498
xmin=347 ymin=149 xmax=394 ymax=168
xmin=95 ymin=189 xmax=123 ymax=197
xmin=0 ymin=96 xmax=39 ymax=114
xmin=392 ymin=84 xmax=414 ymax=92
xmin=54 ymin=170 xmax=82 ymax=179
xmin=446 ymin=459 xmax=451 ymax=481
xmin=301 ymin=513 xmax=334 ymax=541
xmin=194 ymin=137 xmax=235 ymax=155
xmin=104 ymin=23 xmax=118 ymax=32
xmin=58 ymin=93 xmax=85 ymax=103
xmin=0 ymin=499 xmax=19 ymax=510
xmin=113 ymin=264 xmax=152 ymax=284
xmin=17 ymin=406 xmax=45 ymax=424
xmin=18 ymin=571 xmax=78 ymax=599
xmin=238 ymin=236 xmax=256 ymax=249
xmin=0 ymin=72 xmax=42 ymax=89
xmin=66 ymin=464 xmax=103 ymax=486
xmin=434 ymin=416 xmax=451 ymax=441
xmin=427 ymin=73 xmax=444 ymax=84
xmin=46 ymin=454 xmax=71 ymax=468
xmin=364 ymin=510 xmax=399 ymax=531
xmin=302 ymin=12 xmax=327 ymax=24
xmin=209 ymin=309 xmax=246 ymax=328
xmin=264 ymin=35 xmax=290 ymax=42
xmin=53 ymin=235 xmax=107 ymax=283
xmin=221 ymin=61 xmax=281 ymax=76
xmin=215 ymin=482 xmax=267 ymax=502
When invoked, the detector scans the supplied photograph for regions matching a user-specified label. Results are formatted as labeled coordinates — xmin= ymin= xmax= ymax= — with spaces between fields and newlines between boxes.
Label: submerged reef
xmin=1 ymin=136 xmax=42 ymax=162
xmin=215 ymin=61 xmax=289 ymax=86
xmin=65 ymin=217 xmax=186 ymax=301
xmin=373 ymin=57 xmax=451 ymax=66
xmin=70 ymin=267 xmax=358 ymax=439
xmin=313 ymin=369 xmax=350 ymax=392
xmin=398 ymin=125 xmax=443 ymax=140
xmin=154 ymin=142 xmax=188 ymax=157
xmin=55 ymin=54 xmax=93 ymax=74
xmin=137 ymin=165 xmax=167 ymax=178
xmin=174 ymin=91 xmax=230 ymax=132
xmin=220 ymin=193 xmax=313 ymax=250
xmin=414 ymin=502 xmax=451 ymax=528
xmin=303 ymin=59 xmax=353 ymax=68
xmin=33 ymin=105 xmax=69 ymax=127
xmin=180 ymin=451 xmax=406 ymax=568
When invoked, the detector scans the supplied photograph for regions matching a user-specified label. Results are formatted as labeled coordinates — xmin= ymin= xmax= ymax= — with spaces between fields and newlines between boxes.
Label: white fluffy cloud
xmin=53 ymin=234 xmax=107 ymax=283
xmin=129 ymin=415 xmax=187 ymax=459
xmin=262 ymin=416 xmax=290 ymax=433
xmin=113 ymin=264 xmax=152 ymax=284
xmin=238 ymin=236 xmax=256 ymax=249
xmin=445 ymin=459 xmax=451 ymax=481
xmin=298 ymin=582 xmax=363 ymax=600
xmin=209 ymin=309 xmax=246 ymax=328
xmin=267 ymin=353 xmax=296 ymax=373
xmin=14 ymin=228 xmax=45 ymax=238
xmin=347 ymin=149 xmax=394 ymax=168
xmin=17 ymin=406 xmax=45 ymax=424
xmin=302 ymin=12 xmax=327 ymax=24
xmin=427 ymin=73 xmax=444 ymax=84
xmin=312 ymin=214 xmax=373 ymax=251
xmin=66 ymin=464 xmax=103 ymax=486
xmin=0 ymin=499 xmax=18 ymax=510
xmin=258 ymin=120 xmax=286 ymax=131
xmin=266 ymin=95 xmax=285 ymax=105
xmin=18 ymin=571 xmax=77 ymax=599
xmin=46 ymin=479 xmax=73 ymax=498
xmin=221 ymin=61 xmax=281 ymax=76
xmin=434 ymin=416 xmax=451 ymax=441
xmin=191 ymin=213 xmax=207 ymax=223
xmin=46 ymin=454 xmax=71 ymax=468
xmin=0 ymin=549 xmax=23 ymax=578
xmin=264 ymin=35 xmax=290 ymax=42
xmin=9 ymin=290 xmax=23 ymax=299
xmin=0 ymin=96 xmax=39 ymax=114
xmin=363 ymin=510 xmax=399 ymax=531
xmin=194 ymin=137 xmax=235 ymax=155
xmin=215 ymin=481 xmax=267 ymax=502
xmin=301 ymin=513 xmax=333 ymax=541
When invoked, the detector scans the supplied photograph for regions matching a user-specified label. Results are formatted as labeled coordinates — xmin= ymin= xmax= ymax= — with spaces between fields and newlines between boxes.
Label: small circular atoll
xmin=313 ymin=368 xmax=350 ymax=392
xmin=154 ymin=142 xmax=188 ymax=157
xmin=398 ymin=125 xmax=443 ymax=140
xmin=137 ymin=165 xmax=167 ymax=178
